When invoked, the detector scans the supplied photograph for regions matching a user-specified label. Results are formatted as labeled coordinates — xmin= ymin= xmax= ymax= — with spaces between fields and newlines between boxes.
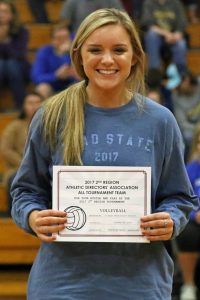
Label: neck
xmin=86 ymin=86 xmax=133 ymax=108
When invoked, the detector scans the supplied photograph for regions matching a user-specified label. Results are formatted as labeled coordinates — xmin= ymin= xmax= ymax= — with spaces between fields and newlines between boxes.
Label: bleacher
xmin=0 ymin=1 xmax=200 ymax=298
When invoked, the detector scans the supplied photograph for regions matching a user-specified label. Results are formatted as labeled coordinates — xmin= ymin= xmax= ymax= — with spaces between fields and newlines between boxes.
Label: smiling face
xmin=80 ymin=24 xmax=135 ymax=101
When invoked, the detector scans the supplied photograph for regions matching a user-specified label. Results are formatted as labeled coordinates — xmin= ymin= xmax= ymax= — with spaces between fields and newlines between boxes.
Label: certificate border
xmin=56 ymin=169 xmax=148 ymax=238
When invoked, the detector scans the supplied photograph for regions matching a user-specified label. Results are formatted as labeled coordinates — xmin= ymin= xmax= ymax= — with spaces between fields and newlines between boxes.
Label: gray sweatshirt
xmin=11 ymin=96 xmax=198 ymax=300
xmin=141 ymin=0 xmax=187 ymax=32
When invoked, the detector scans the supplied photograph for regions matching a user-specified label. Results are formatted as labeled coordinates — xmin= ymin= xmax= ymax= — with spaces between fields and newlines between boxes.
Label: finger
xmin=142 ymin=228 xmax=173 ymax=241
xmin=36 ymin=216 xmax=67 ymax=227
xmin=142 ymin=225 xmax=173 ymax=240
xmin=144 ymin=233 xmax=172 ymax=241
xmin=140 ymin=218 xmax=173 ymax=230
xmin=141 ymin=212 xmax=170 ymax=222
xmin=37 ymin=210 xmax=67 ymax=218
xmin=38 ymin=223 xmax=65 ymax=235
xmin=142 ymin=226 xmax=171 ymax=236
xmin=37 ymin=233 xmax=57 ymax=242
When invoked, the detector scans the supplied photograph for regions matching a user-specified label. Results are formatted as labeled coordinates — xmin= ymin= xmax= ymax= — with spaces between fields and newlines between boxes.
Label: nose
xmin=101 ymin=51 xmax=114 ymax=65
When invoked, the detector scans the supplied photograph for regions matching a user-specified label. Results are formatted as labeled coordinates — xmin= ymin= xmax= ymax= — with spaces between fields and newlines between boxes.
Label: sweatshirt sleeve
xmin=154 ymin=111 xmax=199 ymax=238
xmin=11 ymin=109 xmax=52 ymax=234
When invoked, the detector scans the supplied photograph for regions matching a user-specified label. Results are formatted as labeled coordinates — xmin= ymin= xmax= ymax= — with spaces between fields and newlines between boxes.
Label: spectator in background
xmin=146 ymin=88 xmax=163 ymax=104
xmin=120 ymin=0 xmax=144 ymax=21
xmin=0 ymin=0 xmax=30 ymax=109
xmin=31 ymin=24 xmax=78 ymax=99
xmin=27 ymin=0 xmax=49 ymax=23
xmin=141 ymin=0 xmax=187 ymax=74
xmin=182 ymin=0 xmax=199 ymax=23
xmin=145 ymin=67 xmax=174 ymax=112
xmin=172 ymin=71 xmax=200 ymax=162
xmin=0 ymin=91 xmax=43 ymax=214
xmin=60 ymin=0 xmax=123 ymax=35
xmin=176 ymin=123 xmax=200 ymax=300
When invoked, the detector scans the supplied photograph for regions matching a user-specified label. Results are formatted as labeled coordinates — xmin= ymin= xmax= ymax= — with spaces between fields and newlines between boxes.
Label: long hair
xmin=0 ymin=0 xmax=22 ymax=34
xmin=42 ymin=8 xmax=146 ymax=165
xmin=189 ymin=123 xmax=200 ymax=161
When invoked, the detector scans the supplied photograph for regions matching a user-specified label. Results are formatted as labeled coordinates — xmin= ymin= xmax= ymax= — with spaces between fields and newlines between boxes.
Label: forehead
xmin=25 ymin=95 xmax=41 ymax=103
xmin=53 ymin=28 xmax=69 ymax=38
xmin=0 ymin=3 xmax=11 ymax=11
xmin=83 ymin=24 xmax=131 ymax=45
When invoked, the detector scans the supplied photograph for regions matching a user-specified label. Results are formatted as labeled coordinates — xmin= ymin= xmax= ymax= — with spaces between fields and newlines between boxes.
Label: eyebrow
xmin=86 ymin=43 xmax=128 ymax=47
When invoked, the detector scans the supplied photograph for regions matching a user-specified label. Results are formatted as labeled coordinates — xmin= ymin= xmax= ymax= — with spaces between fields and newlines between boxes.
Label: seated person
xmin=27 ymin=0 xmax=49 ymax=23
xmin=172 ymin=71 xmax=200 ymax=161
xmin=0 ymin=0 xmax=30 ymax=109
xmin=59 ymin=0 xmax=123 ymax=35
xmin=141 ymin=0 xmax=187 ymax=74
xmin=181 ymin=0 xmax=199 ymax=23
xmin=146 ymin=88 xmax=163 ymax=104
xmin=120 ymin=0 xmax=144 ymax=21
xmin=0 ymin=91 xmax=43 ymax=213
xmin=176 ymin=123 xmax=200 ymax=300
xmin=31 ymin=24 xmax=78 ymax=99
xmin=145 ymin=67 xmax=174 ymax=112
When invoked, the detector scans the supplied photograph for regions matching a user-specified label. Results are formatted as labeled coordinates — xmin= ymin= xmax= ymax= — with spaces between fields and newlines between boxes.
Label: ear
xmin=131 ymin=56 xmax=137 ymax=66
xmin=73 ymin=47 xmax=83 ymax=65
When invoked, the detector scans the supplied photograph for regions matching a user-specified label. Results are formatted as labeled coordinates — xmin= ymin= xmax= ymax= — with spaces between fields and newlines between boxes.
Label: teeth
xmin=98 ymin=70 xmax=116 ymax=74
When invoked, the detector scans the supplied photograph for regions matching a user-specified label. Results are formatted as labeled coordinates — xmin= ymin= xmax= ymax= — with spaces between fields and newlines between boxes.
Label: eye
xmin=113 ymin=47 xmax=127 ymax=54
xmin=88 ymin=48 xmax=101 ymax=54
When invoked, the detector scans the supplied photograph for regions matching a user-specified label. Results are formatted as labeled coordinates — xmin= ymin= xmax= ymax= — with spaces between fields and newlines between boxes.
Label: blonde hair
xmin=42 ymin=8 xmax=146 ymax=165
xmin=189 ymin=123 xmax=200 ymax=161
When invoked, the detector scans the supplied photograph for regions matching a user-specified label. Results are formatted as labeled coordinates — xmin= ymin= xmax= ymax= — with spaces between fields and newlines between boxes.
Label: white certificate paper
xmin=53 ymin=166 xmax=151 ymax=243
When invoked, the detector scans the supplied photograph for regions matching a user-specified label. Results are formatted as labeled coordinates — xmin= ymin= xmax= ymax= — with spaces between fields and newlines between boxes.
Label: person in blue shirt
xmin=31 ymin=23 xmax=78 ymax=99
xmin=11 ymin=8 xmax=198 ymax=300
xmin=176 ymin=122 xmax=200 ymax=300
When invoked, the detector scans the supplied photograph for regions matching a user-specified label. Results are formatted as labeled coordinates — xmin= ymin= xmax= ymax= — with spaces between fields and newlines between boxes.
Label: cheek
xmin=120 ymin=54 xmax=135 ymax=68
xmin=5 ymin=13 xmax=12 ymax=21
xmin=82 ymin=56 xmax=96 ymax=73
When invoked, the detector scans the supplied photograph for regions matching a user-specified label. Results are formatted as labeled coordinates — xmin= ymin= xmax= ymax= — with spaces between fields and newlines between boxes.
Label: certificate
xmin=53 ymin=166 xmax=151 ymax=243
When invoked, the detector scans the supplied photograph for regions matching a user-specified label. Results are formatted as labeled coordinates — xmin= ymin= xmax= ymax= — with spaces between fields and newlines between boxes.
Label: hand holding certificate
xmin=53 ymin=166 xmax=151 ymax=243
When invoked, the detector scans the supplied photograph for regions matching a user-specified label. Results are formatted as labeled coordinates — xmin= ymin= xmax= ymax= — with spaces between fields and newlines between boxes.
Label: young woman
xmin=176 ymin=123 xmax=200 ymax=300
xmin=11 ymin=8 xmax=198 ymax=300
